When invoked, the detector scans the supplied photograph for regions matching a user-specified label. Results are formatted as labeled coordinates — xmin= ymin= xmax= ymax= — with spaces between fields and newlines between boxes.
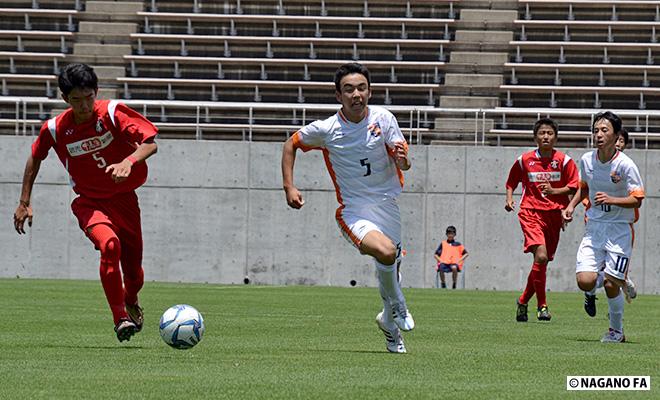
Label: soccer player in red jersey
xmin=505 ymin=118 xmax=579 ymax=322
xmin=13 ymin=63 xmax=158 ymax=342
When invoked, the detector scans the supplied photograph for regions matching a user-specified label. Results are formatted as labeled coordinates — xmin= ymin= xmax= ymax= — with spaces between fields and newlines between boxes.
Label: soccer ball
xmin=159 ymin=304 xmax=205 ymax=349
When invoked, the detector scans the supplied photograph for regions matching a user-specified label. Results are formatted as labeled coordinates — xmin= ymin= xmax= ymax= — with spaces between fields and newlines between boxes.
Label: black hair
xmin=446 ymin=226 xmax=457 ymax=234
xmin=533 ymin=118 xmax=558 ymax=137
xmin=592 ymin=111 xmax=622 ymax=134
xmin=618 ymin=127 xmax=629 ymax=146
xmin=58 ymin=63 xmax=98 ymax=96
xmin=334 ymin=62 xmax=370 ymax=92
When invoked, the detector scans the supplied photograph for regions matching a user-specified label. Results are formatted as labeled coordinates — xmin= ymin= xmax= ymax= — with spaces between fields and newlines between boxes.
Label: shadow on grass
xmin=39 ymin=344 xmax=146 ymax=350
xmin=309 ymin=349 xmax=394 ymax=355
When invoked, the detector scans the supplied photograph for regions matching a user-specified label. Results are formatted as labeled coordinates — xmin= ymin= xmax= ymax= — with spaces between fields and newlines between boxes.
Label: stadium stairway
xmin=433 ymin=0 xmax=517 ymax=145
xmin=68 ymin=1 xmax=144 ymax=100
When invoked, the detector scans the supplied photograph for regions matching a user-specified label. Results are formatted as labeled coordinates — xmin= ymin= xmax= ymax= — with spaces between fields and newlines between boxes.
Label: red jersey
xmin=32 ymin=100 xmax=158 ymax=199
xmin=505 ymin=149 xmax=579 ymax=211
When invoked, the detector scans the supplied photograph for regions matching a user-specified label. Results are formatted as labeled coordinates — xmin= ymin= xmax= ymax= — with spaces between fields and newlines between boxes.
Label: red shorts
xmin=71 ymin=191 xmax=142 ymax=247
xmin=518 ymin=208 xmax=563 ymax=261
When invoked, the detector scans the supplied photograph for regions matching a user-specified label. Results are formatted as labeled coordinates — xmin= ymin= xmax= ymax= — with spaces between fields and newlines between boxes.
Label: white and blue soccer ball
xmin=159 ymin=304 xmax=205 ymax=349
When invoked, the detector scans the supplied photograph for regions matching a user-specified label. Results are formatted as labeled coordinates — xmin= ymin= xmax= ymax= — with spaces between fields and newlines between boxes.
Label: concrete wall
xmin=1 ymin=137 xmax=658 ymax=294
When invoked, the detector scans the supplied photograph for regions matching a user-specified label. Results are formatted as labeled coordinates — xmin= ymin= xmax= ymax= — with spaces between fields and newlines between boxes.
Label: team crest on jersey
xmin=550 ymin=160 xmax=559 ymax=169
xmin=95 ymin=119 xmax=105 ymax=133
xmin=610 ymin=170 xmax=622 ymax=183
xmin=368 ymin=123 xmax=382 ymax=137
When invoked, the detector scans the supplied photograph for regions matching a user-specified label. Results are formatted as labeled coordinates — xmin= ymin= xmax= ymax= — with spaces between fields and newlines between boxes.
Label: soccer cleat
xmin=376 ymin=311 xmax=406 ymax=353
xmin=584 ymin=293 xmax=597 ymax=317
xmin=537 ymin=305 xmax=551 ymax=321
xmin=600 ymin=328 xmax=626 ymax=343
xmin=391 ymin=303 xmax=415 ymax=331
xmin=125 ymin=302 xmax=144 ymax=332
xmin=114 ymin=318 xmax=138 ymax=342
xmin=516 ymin=300 xmax=528 ymax=322
xmin=624 ymin=278 xmax=637 ymax=304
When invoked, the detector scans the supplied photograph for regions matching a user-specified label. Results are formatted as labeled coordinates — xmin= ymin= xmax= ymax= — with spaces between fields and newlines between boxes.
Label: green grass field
xmin=0 ymin=278 xmax=657 ymax=400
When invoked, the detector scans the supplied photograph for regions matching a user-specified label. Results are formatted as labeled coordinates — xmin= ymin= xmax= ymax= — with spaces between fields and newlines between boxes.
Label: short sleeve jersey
xmin=506 ymin=149 xmax=579 ymax=211
xmin=31 ymin=100 xmax=158 ymax=199
xmin=291 ymin=105 xmax=407 ymax=207
xmin=580 ymin=150 xmax=645 ymax=223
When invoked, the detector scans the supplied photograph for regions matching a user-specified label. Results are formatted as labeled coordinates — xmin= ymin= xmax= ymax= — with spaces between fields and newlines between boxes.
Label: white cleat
xmin=624 ymin=277 xmax=637 ymax=304
xmin=601 ymin=328 xmax=626 ymax=343
xmin=391 ymin=303 xmax=415 ymax=331
xmin=376 ymin=311 xmax=406 ymax=353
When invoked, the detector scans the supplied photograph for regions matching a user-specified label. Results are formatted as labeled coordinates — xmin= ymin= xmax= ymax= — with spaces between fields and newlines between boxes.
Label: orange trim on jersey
xmin=322 ymin=148 xmax=343 ymax=206
xmin=291 ymin=131 xmax=317 ymax=153
xmin=336 ymin=206 xmax=361 ymax=248
xmin=629 ymin=189 xmax=645 ymax=199
xmin=387 ymin=141 xmax=408 ymax=188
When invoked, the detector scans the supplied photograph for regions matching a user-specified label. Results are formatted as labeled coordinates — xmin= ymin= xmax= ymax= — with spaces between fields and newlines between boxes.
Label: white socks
xmin=376 ymin=260 xmax=406 ymax=314
xmin=608 ymin=290 xmax=625 ymax=332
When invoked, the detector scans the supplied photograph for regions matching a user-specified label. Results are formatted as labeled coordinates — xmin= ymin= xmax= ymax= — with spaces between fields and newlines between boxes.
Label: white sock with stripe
xmin=375 ymin=260 xmax=406 ymax=310
xmin=607 ymin=290 xmax=624 ymax=332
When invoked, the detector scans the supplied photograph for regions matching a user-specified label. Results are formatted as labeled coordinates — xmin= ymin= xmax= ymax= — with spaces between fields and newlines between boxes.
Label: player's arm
xmin=459 ymin=250 xmax=469 ymax=263
xmin=538 ymin=184 xmax=576 ymax=197
xmin=504 ymin=159 xmax=521 ymax=212
xmin=563 ymin=184 xmax=589 ymax=223
xmin=105 ymin=138 xmax=158 ymax=183
xmin=14 ymin=154 xmax=42 ymax=234
xmin=282 ymin=136 xmax=304 ymax=209
xmin=392 ymin=142 xmax=411 ymax=171
xmin=593 ymin=192 xmax=642 ymax=209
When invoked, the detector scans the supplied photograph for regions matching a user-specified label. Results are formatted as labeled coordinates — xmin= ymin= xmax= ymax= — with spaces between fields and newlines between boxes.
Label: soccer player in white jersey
xmin=281 ymin=63 xmax=414 ymax=353
xmin=562 ymin=111 xmax=644 ymax=343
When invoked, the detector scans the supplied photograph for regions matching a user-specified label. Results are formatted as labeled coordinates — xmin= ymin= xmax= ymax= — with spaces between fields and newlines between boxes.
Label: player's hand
xmin=561 ymin=206 xmax=574 ymax=228
xmin=284 ymin=186 xmax=305 ymax=209
xmin=105 ymin=159 xmax=133 ymax=183
xmin=538 ymin=181 xmax=554 ymax=196
xmin=13 ymin=202 xmax=33 ymax=234
xmin=593 ymin=191 xmax=612 ymax=206
xmin=392 ymin=142 xmax=410 ymax=170
xmin=505 ymin=199 xmax=515 ymax=212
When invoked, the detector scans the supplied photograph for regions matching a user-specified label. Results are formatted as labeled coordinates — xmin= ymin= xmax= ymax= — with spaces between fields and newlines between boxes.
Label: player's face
xmin=593 ymin=119 xmax=617 ymax=151
xmin=446 ymin=232 xmax=455 ymax=241
xmin=615 ymin=135 xmax=627 ymax=151
xmin=63 ymin=87 xmax=97 ymax=123
xmin=336 ymin=73 xmax=371 ymax=123
xmin=534 ymin=124 xmax=557 ymax=152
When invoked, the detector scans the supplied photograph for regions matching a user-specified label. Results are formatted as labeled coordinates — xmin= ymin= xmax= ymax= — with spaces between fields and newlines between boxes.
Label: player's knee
xmin=375 ymin=243 xmax=397 ymax=265
xmin=576 ymin=275 xmax=595 ymax=291
xmin=100 ymin=236 xmax=121 ymax=260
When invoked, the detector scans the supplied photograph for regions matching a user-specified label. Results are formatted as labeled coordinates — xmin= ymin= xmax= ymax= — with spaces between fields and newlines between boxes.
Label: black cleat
xmin=115 ymin=319 xmax=137 ymax=342
xmin=516 ymin=300 xmax=528 ymax=322
xmin=537 ymin=306 xmax=551 ymax=321
xmin=584 ymin=293 xmax=597 ymax=317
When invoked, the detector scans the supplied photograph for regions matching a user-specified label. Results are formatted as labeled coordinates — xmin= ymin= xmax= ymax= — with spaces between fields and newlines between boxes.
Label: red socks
xmin=532 ymin=263 xmax=548 ymax=307
xmin=88 ymin=224 xmax=128 ymax=324
xmin=519 ymin=262 xmax=548 ymax=307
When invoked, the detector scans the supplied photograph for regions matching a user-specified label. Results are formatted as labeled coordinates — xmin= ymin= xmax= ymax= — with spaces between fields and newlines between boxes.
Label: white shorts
xmin=575 ymin=220 xmax=634 ymax=281
xmin=336 ymin=199 xmax=401 ymax=252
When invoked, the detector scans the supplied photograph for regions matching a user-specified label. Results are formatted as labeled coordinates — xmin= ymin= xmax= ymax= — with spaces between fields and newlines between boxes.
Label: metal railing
xmin=2 ymin=96 xmax=659 ymax=147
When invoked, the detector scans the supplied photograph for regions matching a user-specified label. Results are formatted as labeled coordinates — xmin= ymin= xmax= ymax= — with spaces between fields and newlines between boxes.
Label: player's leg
xmin=600 ymin=226 xmax=632 ymax=343
xmin=576 ymin=225 xmax=602 ymax=318
xmin=107 ymin=191 xmax=145 ymax=331
xmin=71 ymin=196 xmax=136 ymax=341
xmin=517 ymin=210 xmax=545 ymax=311
xmin=87 ymin=223 xmax=128 ymax=324
xmin=450 ymin=265 xmax=458 ymax=289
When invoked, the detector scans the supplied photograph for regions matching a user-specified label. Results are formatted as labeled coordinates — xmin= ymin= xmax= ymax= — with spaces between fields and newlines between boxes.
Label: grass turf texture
xmin=0 ymin=279 xmax=657 ymax=400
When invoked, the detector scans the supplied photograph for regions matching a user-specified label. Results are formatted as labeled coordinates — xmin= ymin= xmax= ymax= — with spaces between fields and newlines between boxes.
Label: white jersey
xmin=292 ymin=105 xmax=407 ymax=208
xmin=580 ymin=150 xmax=644 ymax=223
